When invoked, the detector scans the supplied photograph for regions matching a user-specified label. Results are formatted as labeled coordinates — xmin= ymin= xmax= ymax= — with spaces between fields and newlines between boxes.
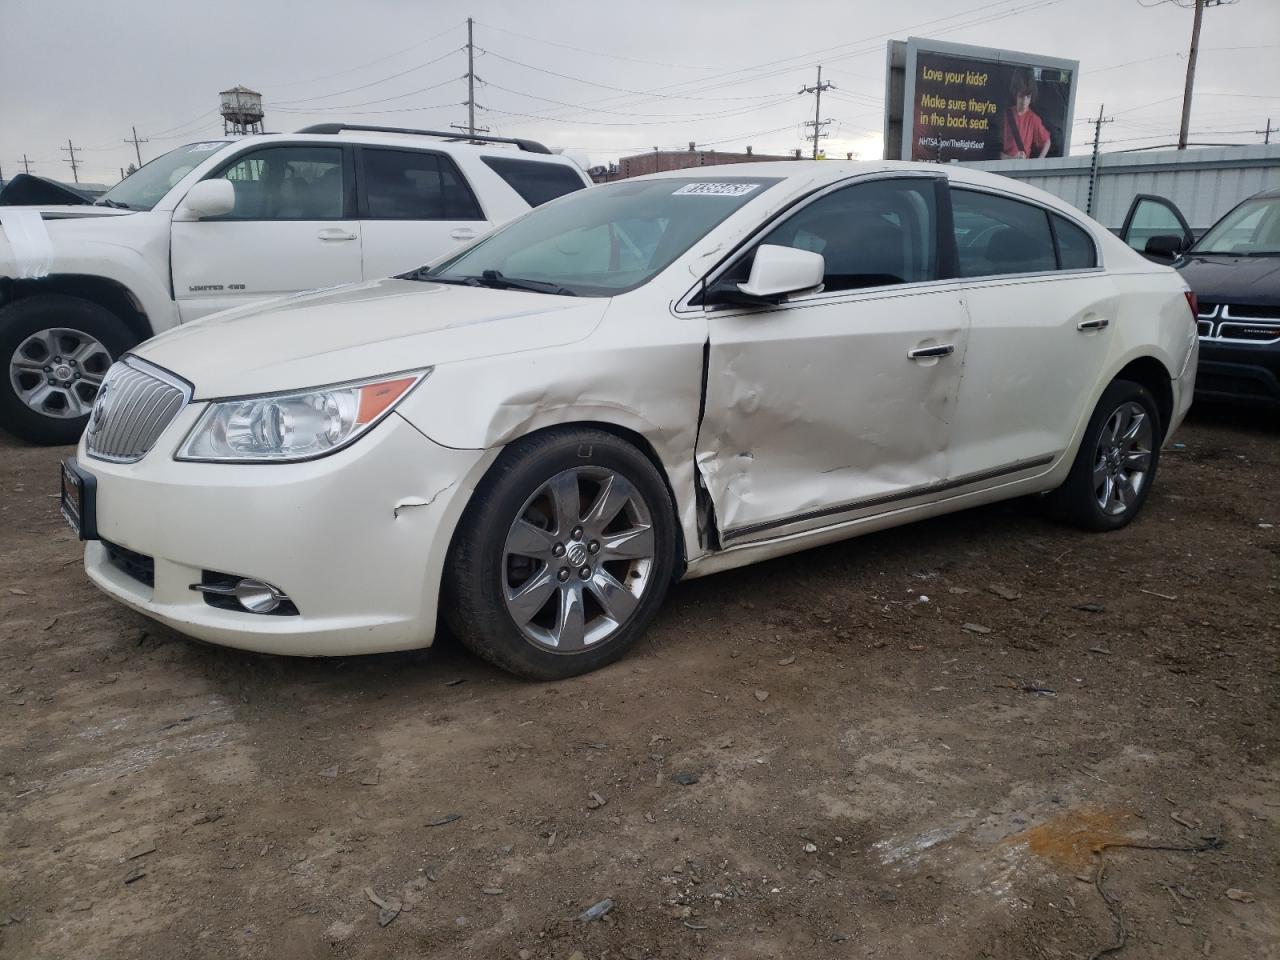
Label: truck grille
xmin=1197 ymin=304 xmax=1280 ymax=344
xmin=85 ymin=358 xmax=191 ymax=463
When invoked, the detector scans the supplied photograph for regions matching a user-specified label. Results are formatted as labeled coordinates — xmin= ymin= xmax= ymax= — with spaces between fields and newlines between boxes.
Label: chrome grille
xmin=1196 ymin=304 xmax=1280 ymax=343
xmin=85 ymin=358 xmax=190 ymax=463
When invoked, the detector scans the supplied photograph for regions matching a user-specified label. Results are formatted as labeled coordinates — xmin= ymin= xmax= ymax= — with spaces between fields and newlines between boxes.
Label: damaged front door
xmin=696 ymin=175 xmax=968 ymax=546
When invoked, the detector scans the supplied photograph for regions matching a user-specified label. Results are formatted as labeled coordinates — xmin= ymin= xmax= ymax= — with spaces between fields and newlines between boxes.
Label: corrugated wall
xmin=964 ymin=145 xmax=1280 ymax=231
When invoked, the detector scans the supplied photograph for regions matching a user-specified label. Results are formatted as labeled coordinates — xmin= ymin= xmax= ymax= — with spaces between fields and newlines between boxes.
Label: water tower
xmin=220 ymin=85 xmax=264 ymax=135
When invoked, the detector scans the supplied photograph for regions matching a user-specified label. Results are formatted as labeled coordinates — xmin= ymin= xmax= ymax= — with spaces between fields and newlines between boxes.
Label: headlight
xmin=175 ymin=369 xmax=430 ymax=463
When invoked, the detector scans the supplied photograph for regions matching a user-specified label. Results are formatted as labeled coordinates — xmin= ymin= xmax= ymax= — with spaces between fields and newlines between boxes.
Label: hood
xmin=1176 ymin=254 xmax=1280 ymax=307
xmin=132 ymin=277 xmax=609 ymax=398
xmin=0 ymin=174 xmax=94 ymax=207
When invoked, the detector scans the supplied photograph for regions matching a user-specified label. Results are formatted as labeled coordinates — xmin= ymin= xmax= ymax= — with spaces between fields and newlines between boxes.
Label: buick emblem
xmin=87 ymin=382 xmax=111 ymax=436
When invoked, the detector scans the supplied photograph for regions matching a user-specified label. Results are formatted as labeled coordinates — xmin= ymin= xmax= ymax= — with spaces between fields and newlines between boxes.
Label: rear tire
xmin=0 ymin=295 xmax=135 ymax=445
xmin=444 ymin=428 xmax=677 ymax=680
xmin=1045 ymin=378 xmax=1162 ymax=531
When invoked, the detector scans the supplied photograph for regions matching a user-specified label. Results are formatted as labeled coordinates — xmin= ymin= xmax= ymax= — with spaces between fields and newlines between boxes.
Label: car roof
xmin=184 ymin=131 xmax=582 ymax=168
xmin=629 ymin=159 xmax=1095 ymax=225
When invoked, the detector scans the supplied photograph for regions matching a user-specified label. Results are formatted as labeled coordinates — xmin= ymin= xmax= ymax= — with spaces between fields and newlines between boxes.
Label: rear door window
xmin=950 ymin=188 xmax=1057 ymax=277
xmin=360 ymin=148 xmax=484 ymax=220
xmin=481 ymin=156 xmax=587 ymax=207
xmin=1051 ymin=214 xmax=1097 ymax=269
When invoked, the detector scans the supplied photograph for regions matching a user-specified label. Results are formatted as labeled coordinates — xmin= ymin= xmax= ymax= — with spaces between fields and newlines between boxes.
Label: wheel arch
xmin=1113 ymin=355 xmax=1174 ymax=440
xmin=458 ymin=419 xmax=690 ymax=579
xmin=2 ymin=274 xmax=156 ymax=344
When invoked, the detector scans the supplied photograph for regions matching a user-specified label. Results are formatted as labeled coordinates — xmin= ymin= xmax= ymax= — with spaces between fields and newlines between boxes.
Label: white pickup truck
xmin=0 ymin=124 xmax=590 ymax=443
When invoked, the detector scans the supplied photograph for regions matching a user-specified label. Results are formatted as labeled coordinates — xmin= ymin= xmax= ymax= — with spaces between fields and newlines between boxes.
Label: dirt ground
xmin=0 ymin=405 xmax=1276 ymax=960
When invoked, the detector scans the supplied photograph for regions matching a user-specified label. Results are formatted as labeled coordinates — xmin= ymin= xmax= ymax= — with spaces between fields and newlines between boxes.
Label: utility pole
xmin=1085 ymin=105 xmax=1113 ymax=217
xmin=799 ymin=65 xmax=834 ymax=160
xmin=466 ymin=17 xmax=476 ymax=139
xmin=124 ymin=125 xmax=148 ymax=167
xmin=1257 ymin=118 xmax=1273 ymax=145
xmin=61 ymin=139 xmax=81 ymax=183
xmin=1177 ymin=0 xmax=1205 ymax=150
xmin=1176 ymin=0 xmax=1231 ymax=150
xmin=452 ymin=18 xmax=490 ymax=142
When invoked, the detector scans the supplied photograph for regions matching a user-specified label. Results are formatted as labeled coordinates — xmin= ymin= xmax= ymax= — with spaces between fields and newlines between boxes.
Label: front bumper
xmin=78 ymin=409 xmax=495 ymax=656
xmin=1195 ymin=338 xmax=1280 ymax=407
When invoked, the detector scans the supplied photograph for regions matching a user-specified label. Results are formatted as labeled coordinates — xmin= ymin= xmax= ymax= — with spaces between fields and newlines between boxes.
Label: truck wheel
xmin=0 ymin=295 xmax=136 ymax=445
xmin=1045 ymin=379 xmax=1163 ymax=532
xmin=444 ymin=428 xmax=677 ymax=680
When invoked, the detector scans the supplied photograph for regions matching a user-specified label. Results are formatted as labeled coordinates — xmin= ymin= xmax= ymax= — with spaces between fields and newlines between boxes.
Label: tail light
xmin=1184 ymin=290 xmax=1199 ymax=318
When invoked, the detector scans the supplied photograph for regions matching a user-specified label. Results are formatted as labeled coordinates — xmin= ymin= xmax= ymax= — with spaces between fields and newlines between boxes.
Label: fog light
xmin=191 ymin=574 xmax=296 ymax=615
xmin=233 ymin=578 xmax=284 ymax=614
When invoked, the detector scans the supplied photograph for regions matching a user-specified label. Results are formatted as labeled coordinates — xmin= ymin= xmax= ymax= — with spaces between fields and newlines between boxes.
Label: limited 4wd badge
xmin=673 ymin=182 xmax=761 ymax=197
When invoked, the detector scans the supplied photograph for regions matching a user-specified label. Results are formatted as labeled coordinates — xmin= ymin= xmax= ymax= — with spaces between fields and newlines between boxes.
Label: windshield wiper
xmin=94 ymin=198 xmax=132 ymax=210
xmin=397 ymin=267 xmax=472 ymax=284
xmin=462 ymin=270 xmax=577 ymax=296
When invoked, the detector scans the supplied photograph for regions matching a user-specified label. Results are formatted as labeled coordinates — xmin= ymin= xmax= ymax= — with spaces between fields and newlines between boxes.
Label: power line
xmin=267 ymin=76 xmax=460 ymax=113
xmin=478 ymin=79 xmax=783 ymax=118
xmin=481 ymin=96 xmax=797 ymax=128
xmin=471 ymin=20 xmax=715 ymax=71
xmin=265 ymin=22 xmax=465 ymax=90
xmin=476 ymin=48 xmax=792 ymax=103
xmin=271 ymin=47 xmax=463 ymax=106
xmin=476 ymin=0 xmax=1061 ymax=136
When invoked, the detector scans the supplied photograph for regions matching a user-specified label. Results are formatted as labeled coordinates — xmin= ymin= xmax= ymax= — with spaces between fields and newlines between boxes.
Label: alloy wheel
xmin=502 ymin=466 xmax=655 ymax=653
xmin=9 ymin=327 xmax=112 ymax=419
xmin=1092 ymin=400 xmax=1154 ymax=516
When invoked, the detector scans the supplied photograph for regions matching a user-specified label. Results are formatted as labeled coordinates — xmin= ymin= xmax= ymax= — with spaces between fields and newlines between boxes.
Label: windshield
xmin=421 ymin=176 xmax=780 ymax=296
xmin=96 ymin=141 xmax=229 ymax=211
xmin=1193 ymin=196 xmax=1280 ymax=256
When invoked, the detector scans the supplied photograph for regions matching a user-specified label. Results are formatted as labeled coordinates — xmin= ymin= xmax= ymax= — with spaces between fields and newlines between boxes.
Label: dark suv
xmin=1121 ymin=189 xmax=1280 ymax=407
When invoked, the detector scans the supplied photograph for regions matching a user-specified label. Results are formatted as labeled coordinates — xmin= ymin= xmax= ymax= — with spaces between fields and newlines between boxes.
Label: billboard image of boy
xmin=1002 ymin=69 xmax=1052 ymax=159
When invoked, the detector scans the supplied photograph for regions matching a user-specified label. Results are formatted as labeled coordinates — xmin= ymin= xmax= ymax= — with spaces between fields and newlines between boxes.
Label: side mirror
xmin=174 ymin=179 xmax=235 ymax=221
xmin=1144 ymin=234 xmax=1187 ymax=262
xmin=735 ymin=244 xmax=825 ymax=302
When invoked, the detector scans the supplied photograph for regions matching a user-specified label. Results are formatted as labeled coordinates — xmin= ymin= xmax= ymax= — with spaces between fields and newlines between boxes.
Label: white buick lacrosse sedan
xmin=63 ymin=161 xmax=1198 ymax=679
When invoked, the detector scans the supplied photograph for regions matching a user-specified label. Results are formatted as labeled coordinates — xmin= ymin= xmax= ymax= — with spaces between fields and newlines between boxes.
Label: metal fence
xmin=963 ymin=144 xmax=1280 ymax=233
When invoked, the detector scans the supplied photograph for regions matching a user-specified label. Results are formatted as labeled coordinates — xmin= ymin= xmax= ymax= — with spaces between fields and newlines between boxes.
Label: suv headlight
xmin=176 ymin=369 xmax=430 ymax=463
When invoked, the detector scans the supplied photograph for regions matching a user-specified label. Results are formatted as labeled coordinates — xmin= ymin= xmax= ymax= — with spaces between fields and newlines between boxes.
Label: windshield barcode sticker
xmin=190 ymin=142 xmax=223 ymax=152
xmin=673 ymin=182 xmax=761 ymax=197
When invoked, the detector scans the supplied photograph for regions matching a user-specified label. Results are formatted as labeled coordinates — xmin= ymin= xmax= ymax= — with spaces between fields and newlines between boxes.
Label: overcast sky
xmin=2 ymin=0 xmax=1278 ymax=185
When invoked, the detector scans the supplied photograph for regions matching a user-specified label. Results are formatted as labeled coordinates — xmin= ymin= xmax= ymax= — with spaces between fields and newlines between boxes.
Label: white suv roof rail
xmin=294 ymin=123 xmax=552 ymax=155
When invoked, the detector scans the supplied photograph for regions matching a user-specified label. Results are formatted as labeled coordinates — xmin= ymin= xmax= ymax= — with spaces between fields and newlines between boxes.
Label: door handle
xmin=1077 ymin=317 xmax=1110 ymax=331
xmin=316 ymin=228 xmax=357 ymax=241
xmin=449 ymin=228 xmax=478 ymax=241
xmin=908 ymin=344 xmax=955 ymax=360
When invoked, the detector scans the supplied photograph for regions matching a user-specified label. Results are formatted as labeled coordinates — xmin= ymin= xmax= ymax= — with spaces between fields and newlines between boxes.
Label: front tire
xmin=1 ymin=295 xmax=135 ymax=445
xmin=444 ymin=428 xmax=677 ymax=680
xmin=1046 ymin=378 xmax=1163 ymax=531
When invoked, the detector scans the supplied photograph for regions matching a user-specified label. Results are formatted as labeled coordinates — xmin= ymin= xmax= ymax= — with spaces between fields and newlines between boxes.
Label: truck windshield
xmin=1193 ymin=196 xmax=1280 ymax=256
xmin=419 ymin=177 xmax=780 ymax=297
xmin=96 ymin=141 xmax=229 ymax=212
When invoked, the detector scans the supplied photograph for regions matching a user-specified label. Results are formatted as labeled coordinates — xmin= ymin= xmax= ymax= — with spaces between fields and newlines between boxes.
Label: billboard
xmin=884 ymin=38 xmax=1078 ymax=163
